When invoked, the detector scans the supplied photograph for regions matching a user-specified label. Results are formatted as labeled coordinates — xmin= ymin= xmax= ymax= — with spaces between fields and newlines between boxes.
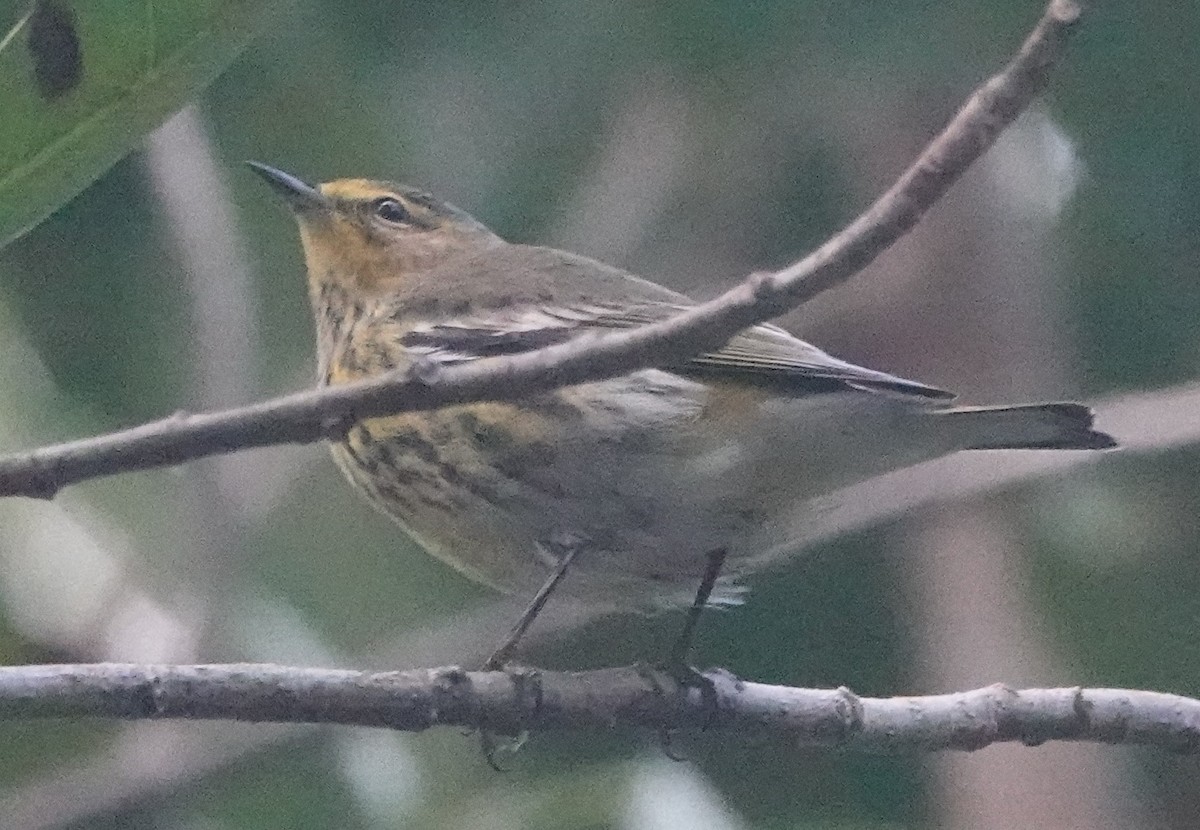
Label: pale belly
xmin=331 ymin=369 xmax=953 ymax=611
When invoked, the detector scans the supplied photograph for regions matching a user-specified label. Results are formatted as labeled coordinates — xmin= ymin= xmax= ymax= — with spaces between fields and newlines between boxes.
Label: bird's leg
xmin=669 ymin=547 xmax=728 ymax=670
xmin=478 ymin=542 xmax=580 ymax=766
xmin=635 ymin=548 xmax=730 ymax=760
xmin=482 ymin=542 xmax=581 ymax=671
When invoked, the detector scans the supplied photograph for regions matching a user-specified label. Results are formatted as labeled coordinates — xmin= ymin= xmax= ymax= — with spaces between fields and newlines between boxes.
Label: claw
xmin=479 ymin=729 xmax=529 ymax=771
xmin=658 ymin=726 xmax=688 ymax=762
xmin=476 ymin=665 xmax=540 ymax=770
xmin=480 ymin=730 xmax=510 ymax=772
xmin=634 ymin=661 xmax=726 ymax=759
xmin=638 ymin=660 xmax=731 ymax=734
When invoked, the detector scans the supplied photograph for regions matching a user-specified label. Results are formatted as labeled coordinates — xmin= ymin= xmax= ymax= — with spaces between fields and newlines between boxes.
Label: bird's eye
xmin=373 ymin=197 xmax=411 ymax=225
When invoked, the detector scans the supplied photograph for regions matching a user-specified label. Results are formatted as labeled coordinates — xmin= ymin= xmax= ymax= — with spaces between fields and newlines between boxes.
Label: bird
xmin=248 ymin=161 xmax=1116 ymax=668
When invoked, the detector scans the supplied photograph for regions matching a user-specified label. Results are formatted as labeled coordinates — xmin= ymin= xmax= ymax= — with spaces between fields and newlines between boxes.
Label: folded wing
xmin=399 ymin=300 xmax=952 ymax=401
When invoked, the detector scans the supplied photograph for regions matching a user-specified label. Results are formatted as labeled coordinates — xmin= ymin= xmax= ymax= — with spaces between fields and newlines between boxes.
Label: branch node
xmin=747 ymin=270 xmax=780 ymax=301
xmin=423 ymin=665 xmax=472 ymax=730
xmin=432 ymin=665 xmax=469 ymax=689
xmin=701 ymin=667 xmax=743 ymax=727
xmin=504 ymin=665 xmax=544 ymax=729
xmin=980 ymin=682 xmax=1023 ymax=747
xmin=1071 ymin=686 xmax=1092 ymax=725
xmin=834 ymin=685 xmax=866 ymax=739
xmin=988 ymin=681 xmax=1019 ymax=700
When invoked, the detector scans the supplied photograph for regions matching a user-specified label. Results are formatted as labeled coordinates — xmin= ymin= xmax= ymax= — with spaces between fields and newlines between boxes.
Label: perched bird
xmin=249 ymin=162 xmax=1115 ymax=665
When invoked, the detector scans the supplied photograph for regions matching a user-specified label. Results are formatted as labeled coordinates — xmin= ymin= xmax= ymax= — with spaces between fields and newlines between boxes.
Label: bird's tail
xmin=936 ymin=403 xmax=1117 ymax=450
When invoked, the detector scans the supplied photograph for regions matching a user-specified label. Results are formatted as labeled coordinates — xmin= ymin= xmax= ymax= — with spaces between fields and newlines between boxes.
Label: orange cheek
xmin=298 ymin=223 xmax=340 ymax=279
xmin=299 ymin=221 xmax=388 ymax=291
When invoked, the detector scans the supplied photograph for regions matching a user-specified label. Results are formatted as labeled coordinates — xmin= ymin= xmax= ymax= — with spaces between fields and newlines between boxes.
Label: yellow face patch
xmin=297 ymin=214 xmax=399 ymax=292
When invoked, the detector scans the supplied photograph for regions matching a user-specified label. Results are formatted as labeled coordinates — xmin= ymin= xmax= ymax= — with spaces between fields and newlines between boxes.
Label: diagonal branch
xmin=2 ymin=661 xmax=1197 ymax=754
xmin=0 ymin=0 xmax=1083 ymax=499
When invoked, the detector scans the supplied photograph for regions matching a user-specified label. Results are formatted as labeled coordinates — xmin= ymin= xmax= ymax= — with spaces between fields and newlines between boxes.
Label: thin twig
xmin=0 ymin=662 xmax=1196 ymax=754
xmin=0 ymin=0 xmax=1083 ymax=499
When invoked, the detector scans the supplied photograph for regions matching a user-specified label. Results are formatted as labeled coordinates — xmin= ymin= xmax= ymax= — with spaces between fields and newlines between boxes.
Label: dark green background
xmin=0 ymin=1 xmax=1196 ymax=827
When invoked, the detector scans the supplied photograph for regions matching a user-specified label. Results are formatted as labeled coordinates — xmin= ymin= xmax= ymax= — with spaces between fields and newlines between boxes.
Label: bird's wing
xmin=400 ymin=301 xmax=952 ymax=401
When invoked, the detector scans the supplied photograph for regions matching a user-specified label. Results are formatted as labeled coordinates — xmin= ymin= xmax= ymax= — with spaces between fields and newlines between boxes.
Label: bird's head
xmin=248 ymin=162 xmax=500 ymax=295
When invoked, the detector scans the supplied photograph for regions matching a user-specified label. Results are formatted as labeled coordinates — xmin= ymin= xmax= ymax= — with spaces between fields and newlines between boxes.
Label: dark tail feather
xmin=938 ymin=403 xmax=1117 ymax=450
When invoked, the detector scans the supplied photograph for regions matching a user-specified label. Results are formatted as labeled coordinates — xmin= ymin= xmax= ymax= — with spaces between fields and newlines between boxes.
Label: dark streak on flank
xmin=412 ymin=490 xmax=453 ymax=512
xmin=387 ymin=428 xmax=441 ymax=464
xmin=436 ymin=461 xmax=506 ymax=505
xmin=28 ymin=0 xmax=82 ymax=99
xmin=341 ymin=428 xmax=378 ymax=475
xmin=458 ymin=412 xmax=515 ymax=452
xmin=373 ymin=479 xmax=416 ymax=511
xmin=374 ymin=444 xmax=426 ymax=486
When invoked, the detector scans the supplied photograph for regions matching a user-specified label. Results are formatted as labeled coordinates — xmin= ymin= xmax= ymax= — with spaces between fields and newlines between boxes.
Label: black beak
xmin=246 ymin=161 xmax=331 ymax=214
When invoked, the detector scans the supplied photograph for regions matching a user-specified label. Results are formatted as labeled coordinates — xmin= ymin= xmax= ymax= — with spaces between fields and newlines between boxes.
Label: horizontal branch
xmin=2 ymin=662 xmax=1197 ymax=754
xmin=0 ymin=0 xmax=1082 ymax=499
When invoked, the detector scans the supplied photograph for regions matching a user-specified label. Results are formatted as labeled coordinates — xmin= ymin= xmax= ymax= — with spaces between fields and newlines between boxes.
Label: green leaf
xmin=0 ymin=0 xmax=283 ymax=248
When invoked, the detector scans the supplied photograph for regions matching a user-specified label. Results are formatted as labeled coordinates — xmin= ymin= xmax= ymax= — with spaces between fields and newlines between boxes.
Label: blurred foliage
xmin=0 ymin=0 xmax=1196 ymax=828
xmin=0 ymin=0 xmax=285 ymax=247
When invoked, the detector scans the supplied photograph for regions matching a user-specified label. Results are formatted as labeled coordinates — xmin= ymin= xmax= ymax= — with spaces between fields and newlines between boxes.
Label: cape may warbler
xmin=250 ymin=162 xmax=1115 ymax=658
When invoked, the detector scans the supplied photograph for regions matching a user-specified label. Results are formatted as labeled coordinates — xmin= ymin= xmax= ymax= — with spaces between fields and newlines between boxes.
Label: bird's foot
xmin=635 ymin=660 xmax=732 ymax=761
xmin=474 ymin=663 xmax=541 ymax=771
